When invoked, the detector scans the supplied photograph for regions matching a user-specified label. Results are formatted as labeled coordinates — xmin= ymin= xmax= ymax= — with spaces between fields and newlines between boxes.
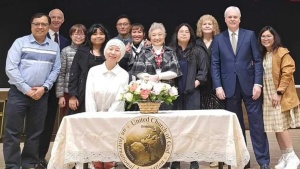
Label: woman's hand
xmin=149 ymin=75 xmax=159 ymax=82
xmin=58 ymin=97 xmax=66 ymax=108
xmin=69 ymin=96 xmax=79 ymax=110
xmin=195 ymin=80 xmax=200 ymax=88
xmin=272 ymin=93 xmax=282 ymax=108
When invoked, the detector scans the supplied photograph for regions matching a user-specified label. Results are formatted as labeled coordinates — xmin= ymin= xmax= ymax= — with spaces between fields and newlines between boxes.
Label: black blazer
xmin=47 ymin=33 xmax=70 ymax=51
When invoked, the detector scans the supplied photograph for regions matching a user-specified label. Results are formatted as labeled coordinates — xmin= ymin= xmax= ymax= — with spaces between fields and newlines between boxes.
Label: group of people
xmin=3 ymin=5 xmax=300 ymax=169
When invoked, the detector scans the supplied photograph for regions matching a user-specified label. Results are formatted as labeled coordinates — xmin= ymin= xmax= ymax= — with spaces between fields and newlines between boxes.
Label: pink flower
xmin=140 ymin=89 xmax=151 ymax=99
xmin=129 ymin=83 xmax=138 ymax=92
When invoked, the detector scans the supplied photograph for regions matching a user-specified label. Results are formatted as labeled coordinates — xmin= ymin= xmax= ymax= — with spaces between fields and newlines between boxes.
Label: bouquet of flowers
xmin=117 ymin=80 xmax=179 ymax=109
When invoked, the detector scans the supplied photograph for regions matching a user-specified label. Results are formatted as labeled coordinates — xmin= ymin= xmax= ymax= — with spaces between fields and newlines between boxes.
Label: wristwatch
xmin=277 ymin=91 xmax=283 ymax=95
xmin=43 ymin=86 xmax=49 ymax=92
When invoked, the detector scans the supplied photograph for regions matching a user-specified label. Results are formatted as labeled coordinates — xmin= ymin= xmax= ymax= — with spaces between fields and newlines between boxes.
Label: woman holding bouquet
xmin=131 ymin=22 xmax=182 ymax=111
xmin=130 ymin=22 xmax=181 ymax=169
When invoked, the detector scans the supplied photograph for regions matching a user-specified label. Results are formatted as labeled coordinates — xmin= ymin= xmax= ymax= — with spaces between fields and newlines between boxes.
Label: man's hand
xmin=31 ymin=86 xmax=45 ymax=100
xmin=252 ymin=85 xmax=261 ymax=100
xmin=26 ymin=89 xmax=36 ymax=98
xmin=216 ymin=87 xmax=226 ymax=100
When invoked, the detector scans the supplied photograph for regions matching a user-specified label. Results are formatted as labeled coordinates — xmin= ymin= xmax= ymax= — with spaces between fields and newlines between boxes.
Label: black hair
xmin=30 ymin=13 xmax=51 ymax=25
xmin=85 ymin=23 xmax=110 ymax=55
xmin=116 ymin=14 xmax=131 ymax=24
xmin=258 ymin=26 xmax=283 ymax=58
xmin=169 ymin=23 xmax=197 ymax=63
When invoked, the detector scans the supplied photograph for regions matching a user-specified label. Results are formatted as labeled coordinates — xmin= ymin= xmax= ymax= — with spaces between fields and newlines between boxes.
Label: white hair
xmin=148 ymin=22 xmax=166 ymax=38
xmin=104 ymin=39 xmax=126 ymax=62
xmin=224 ymin=6 xmax=241 ymax=18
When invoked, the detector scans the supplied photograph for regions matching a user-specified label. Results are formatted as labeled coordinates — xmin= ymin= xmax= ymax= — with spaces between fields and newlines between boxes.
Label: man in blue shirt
xmin=4 ymin=13 xmax=60 ymax=169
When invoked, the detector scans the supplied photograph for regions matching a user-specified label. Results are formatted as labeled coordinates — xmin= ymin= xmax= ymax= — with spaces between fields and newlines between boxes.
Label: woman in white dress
xmin=85 ymin=39 xmax=129 ymax=169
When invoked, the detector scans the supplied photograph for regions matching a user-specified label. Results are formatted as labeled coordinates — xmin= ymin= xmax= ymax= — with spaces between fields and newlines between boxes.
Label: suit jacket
xmin=211 ymin=28 xmax=263 ymax=98
xmin=47 ymin=33 xmax=70 ymax=51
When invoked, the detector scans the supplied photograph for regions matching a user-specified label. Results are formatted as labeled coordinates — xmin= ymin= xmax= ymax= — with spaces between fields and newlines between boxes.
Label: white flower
xmin=140 ymin=81 xmax=153 ymax=90
xmin=169 ymin=86 xmax=178 ymax=96
xmin=165 ymin=83 xmax=171 ymax=90
xmin=153 ymin=83 xmax=164 ymax=95
xmin=124 ymin=93 xmax=133 ymax=102
xmin=116 ymin=93 xmax=124 ymax=101
xmin=134 ymin=86 xmax=142 ymax=94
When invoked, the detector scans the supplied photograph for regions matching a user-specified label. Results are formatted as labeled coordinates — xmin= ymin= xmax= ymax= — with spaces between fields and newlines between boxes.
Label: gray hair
xmin=224 ymin=6 xmax=241 ymax=18
xmin=148 ymin=22 xmax=166 ymax=38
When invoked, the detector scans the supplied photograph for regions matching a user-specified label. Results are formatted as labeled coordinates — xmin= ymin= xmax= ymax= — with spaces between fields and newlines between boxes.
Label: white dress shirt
xmin=85 ymin=63 xmax=129 ymax=112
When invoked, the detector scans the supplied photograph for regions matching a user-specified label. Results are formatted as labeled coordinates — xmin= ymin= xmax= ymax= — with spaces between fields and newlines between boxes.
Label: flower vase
xmin=137 ymin=102 xmax=161 ymax=114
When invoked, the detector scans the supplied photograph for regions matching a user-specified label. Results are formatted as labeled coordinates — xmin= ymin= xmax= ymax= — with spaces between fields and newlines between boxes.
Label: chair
xmin=0 ymin=99 xmax=6 ymax=138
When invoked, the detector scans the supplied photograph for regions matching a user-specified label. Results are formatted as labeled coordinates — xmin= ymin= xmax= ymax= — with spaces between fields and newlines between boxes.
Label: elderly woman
xmin=86 ymin=39 xmax=129 ymax=112
xmin=85 ymin=39 xmax=129 ymax=169
xmin=131 ymin=22 xmax=181 ymax=111
xmin=130 ymin=22 xmax=181 ymax=169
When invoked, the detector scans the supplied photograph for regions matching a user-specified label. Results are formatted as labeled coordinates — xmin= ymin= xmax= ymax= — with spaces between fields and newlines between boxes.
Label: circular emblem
xmin=117 ymin=115 xmax=173 ymax=169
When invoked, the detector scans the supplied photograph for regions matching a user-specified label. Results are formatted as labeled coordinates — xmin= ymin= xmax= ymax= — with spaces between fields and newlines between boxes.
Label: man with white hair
xmin=39 ymin=8 xmax=69 ymax=168
xmin=211 ymin=6 xmax=270 ymax=169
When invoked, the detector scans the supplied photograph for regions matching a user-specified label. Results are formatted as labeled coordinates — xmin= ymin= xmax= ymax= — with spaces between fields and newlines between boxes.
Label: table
xmin=48 ymin=110 xmax=250 ymax=169
xmin=0 ymin=88 xmax=9 ymax=100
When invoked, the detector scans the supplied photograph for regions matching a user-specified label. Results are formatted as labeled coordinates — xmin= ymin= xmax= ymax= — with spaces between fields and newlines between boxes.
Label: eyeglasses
xmin=72 ymin=34 xmax=85 ymax=38
xmin=31 ymin=23 xmax=49 ymax=28
xmin=116 ymin=23 xmax=130 ymax=27
xmin=261 ymin=35 xmax=273 ymax=40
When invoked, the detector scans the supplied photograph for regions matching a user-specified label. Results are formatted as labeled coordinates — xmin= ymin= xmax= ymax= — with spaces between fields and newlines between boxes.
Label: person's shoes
xmin=275 ymin=154 xmax=287 ymax=169
xmin=39 ymin=158 xmax=48 ymax=168
xmin=210 ymin=161 xmax=219 ymax=168
xmin=27 ymin=163 xmax=46 ymax=169
xmin=93 ymin=161 xmax=104 ymax=169
xmin=260 ymin=164 xmax=270 ymax=169
xmin=284 ymin=152 xmax=300 ymax=169
xmin=104 ymin=162 xmax=115 ymax=169
xmin=244 ymin=160 xmax=250 ymax=169
xmin=190 ymin=161 xmax=199 ymax=169
xmin=171 ymin=161 xmax=180 ymax=169
xmin=161 ymin=162 xmax=170 ymax=169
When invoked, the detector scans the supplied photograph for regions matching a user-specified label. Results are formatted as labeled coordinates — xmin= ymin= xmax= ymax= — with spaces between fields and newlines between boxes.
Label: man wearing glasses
xmin=4 ymin=13 xmax=60 ymax=169
xmin=38 ymin=8 xmax=70 ymax=168
xmin=114 ymin=14 xmax=132 ymax=45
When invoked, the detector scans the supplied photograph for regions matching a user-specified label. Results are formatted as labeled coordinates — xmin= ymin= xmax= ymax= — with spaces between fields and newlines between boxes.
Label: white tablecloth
xmin=48 ymin=110 xmax=250 ymax=169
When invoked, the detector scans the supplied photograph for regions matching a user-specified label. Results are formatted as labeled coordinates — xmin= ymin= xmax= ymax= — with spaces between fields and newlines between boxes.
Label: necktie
xmin=231 ymin=32 xmax=237 ymax=54
xmin=54 ymin=32 xmax=59 ymax=44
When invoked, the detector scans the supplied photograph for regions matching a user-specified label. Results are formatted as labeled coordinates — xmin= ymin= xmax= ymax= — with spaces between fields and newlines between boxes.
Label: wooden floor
xmin=0 ymin=129 xmax=299 ymax=169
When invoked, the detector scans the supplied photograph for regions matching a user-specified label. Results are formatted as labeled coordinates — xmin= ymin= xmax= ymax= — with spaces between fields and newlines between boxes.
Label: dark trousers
xmin=39 ymin=84 xmax=58 ymax=159
xmin=225 ymin=80 xmax=270 ymax=165
xmin=3 ymin=86 xmax=48 ymax=169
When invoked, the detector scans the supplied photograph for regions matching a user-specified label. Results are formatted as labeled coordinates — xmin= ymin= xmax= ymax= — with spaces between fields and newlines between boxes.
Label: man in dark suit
xmin=39 ymin=8 xmax=69 ymax=168
xmin=211 ymin=6 xmax=270 ymax=169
